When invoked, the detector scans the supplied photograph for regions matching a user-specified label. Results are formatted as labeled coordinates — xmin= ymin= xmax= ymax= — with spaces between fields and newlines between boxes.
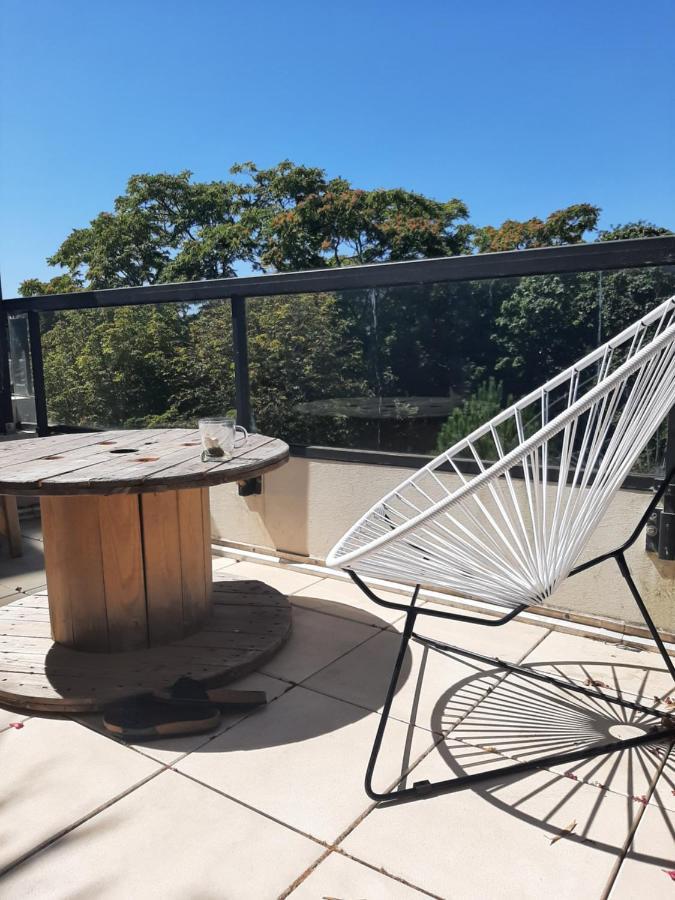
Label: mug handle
xmin=234 ymin=425 xmax=248 ymax=448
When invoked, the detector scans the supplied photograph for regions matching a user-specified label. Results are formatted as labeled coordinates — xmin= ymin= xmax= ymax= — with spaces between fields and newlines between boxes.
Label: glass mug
xmin=198 ymin=417 xmax=248 ymax=462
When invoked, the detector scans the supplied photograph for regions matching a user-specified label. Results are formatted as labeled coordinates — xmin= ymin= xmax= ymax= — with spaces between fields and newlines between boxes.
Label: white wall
xmin=209 ymin=457 xmax=675 ymax=634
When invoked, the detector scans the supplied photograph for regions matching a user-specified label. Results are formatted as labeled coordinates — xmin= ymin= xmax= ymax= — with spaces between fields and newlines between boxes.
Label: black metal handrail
xmin=2 ymin=235 xmax=674 ymax=313
xmin=1 ymin=236 xmax=674 ymax=500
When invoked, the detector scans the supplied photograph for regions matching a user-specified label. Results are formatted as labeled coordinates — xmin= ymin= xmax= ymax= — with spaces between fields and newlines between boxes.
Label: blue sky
xmin=1 ymin=0 xmax=673 ymax=297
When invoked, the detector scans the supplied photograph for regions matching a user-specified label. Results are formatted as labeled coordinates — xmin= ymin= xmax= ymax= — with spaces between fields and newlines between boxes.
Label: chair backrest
xmin=327 ymin=296 xmax=675 ymax=608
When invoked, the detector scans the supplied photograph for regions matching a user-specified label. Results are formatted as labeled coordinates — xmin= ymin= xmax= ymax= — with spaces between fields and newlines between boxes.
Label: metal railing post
xmin=230 ymin=294 xmax=253 ymax=432
xmin=27 ymin=311 xmax=49 ymax=436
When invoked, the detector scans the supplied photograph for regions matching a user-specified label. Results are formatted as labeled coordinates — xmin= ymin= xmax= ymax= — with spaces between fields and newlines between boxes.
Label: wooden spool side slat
xmin=41 ymin=495 xmax=110 ymax=650
xmin=140 ymin=491 xmax=185 ymax=645
xmin=201 ymin=488 xmax=213 ymax=604
xmin=177 ymin=488 xmax=210 ymax=632
xmin=98 ymin=494 xmax=148 ymax=650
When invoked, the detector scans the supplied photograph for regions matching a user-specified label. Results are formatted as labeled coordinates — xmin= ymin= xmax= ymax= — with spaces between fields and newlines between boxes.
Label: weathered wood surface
xmin=0 ymin=582 xmax=292 ymax=712
xmin=40 ymin=488 xmax=213 ymax=652
xmin=0 ymin=495 xmax=22 ymax=557
xmin=0 ymin=429 xmax=289 ymax=495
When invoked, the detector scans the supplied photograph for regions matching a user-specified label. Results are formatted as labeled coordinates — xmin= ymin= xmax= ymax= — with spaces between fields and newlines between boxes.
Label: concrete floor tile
xmin=305 ymin=626 xmax=501 ymax=733
xmin=0 ymin=536 xmax=47 ymax=594
xmin=0 ymin=704 xmax=28 ymax=731
xmin=219 ymin=560 xmax=324 ymax=595
xmin=177 ymin=685 xmax=437 ymax=843
xmin=211 ymin=555 xmax=238 ymax=572
xmin=289 ymin=850 xmax=429 ymax=898
xmin=521 ymin=630 xmax=674 ymax=703
xmin=19 ymin=518 xmax=43 ymax=541
xmin=260 ymin=606 xmax=378 ymax=683
xmin=305 ymin=612 xmax=546 ymax=734
xmin=608 ymin=803 xmax=675 ymax=898
xmin=646 ymin=743 xmax=675 ymax=814
xmin=0 ymin=716 xmax=160 ymax=872
xmin=0 ymin=769 xmax=324 ymax=899
xmin=342 ymin=744 xmax=645 ymax=900
xmin=292 ymin=577 xmax=407 ymax=627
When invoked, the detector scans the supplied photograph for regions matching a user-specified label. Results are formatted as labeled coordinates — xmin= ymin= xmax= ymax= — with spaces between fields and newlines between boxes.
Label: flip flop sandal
xmin=102 ymin=695 xmax=221 ymax=740
xmin=153 ymin=676 xmax=267 ymax=708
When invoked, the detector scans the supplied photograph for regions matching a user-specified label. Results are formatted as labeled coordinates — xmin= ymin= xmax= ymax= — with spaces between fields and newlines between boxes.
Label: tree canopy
xmin=17 ymin=161 xmax=674 ymax=460
xmin=20 ymin=160 xmax=609 ymax=295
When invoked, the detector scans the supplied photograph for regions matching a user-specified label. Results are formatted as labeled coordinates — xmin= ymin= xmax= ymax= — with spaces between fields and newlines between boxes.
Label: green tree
xmin=473 ymin=204 xmax=600 ymax=252
xmin=493 ymin=223 xmax=675 ymax=394
xmin=180 ymin=294 xmax=368 ymax=444
xmin=436 ymin=378 xmax=515 ymax=457
xmin=17 ymin=163 xmax=673 ymax=447
xmin=41 ymin=305 xmax=190 ymax=427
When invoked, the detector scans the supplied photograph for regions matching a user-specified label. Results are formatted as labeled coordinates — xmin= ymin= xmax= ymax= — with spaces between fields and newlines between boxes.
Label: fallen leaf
xmin=549 ymin=820 xmax=577 ymax=845
xmin=8 ymin=722 xmax=24 ymax=730
xmin=584 ymin=677 xmax=609 ymax=689
xmin=662 ymin=870 xmax=675 ymax=882
xmin=632 ymin=795 xmax=648 ymax=805
xmin=564 ymin=770 xmax=578 ymax=780
xmin=482 ymin=745 xmax=498 ymax=753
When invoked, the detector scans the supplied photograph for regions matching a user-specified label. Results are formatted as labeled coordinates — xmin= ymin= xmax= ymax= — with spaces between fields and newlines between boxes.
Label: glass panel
xmin=7 ymin=314 xmax=36 ymax=426
xmin=249 ymin=267 xmax=675 ymax=477
xmin=34 ymin=264 xmax=674 ymax=480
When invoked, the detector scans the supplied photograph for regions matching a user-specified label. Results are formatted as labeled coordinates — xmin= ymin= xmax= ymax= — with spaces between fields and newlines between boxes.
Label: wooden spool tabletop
xmin=0 ymin=429 xmax=289 ymax=496
xmin=0 ymin=431 xmax=292 ymax=701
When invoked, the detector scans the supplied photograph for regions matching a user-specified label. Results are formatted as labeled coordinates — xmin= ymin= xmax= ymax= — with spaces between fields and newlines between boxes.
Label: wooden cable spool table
xmin=0 ymin=429 xmax=291 ymax=711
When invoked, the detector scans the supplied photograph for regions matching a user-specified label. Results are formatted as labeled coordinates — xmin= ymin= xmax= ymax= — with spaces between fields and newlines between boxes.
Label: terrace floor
xmin=1 ymin=516 xmax=674 ymax=899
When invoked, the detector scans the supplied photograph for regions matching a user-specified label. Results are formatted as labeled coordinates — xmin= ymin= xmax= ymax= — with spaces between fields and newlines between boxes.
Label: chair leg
xmin=365 ymin=591 xmax=419 ymax=801
xmin=357 ymin=578 xmax=675 ymax=805
xmin=570 ymin=466 xmax=675 ymax=684
xmin=615 ymin=551 xmax=675 ymax=682
xmin=364 ymin=627 xmax=675 ymax=805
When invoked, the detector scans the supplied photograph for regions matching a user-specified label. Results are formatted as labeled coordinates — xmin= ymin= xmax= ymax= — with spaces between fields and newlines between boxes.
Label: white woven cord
xmin=327 ymin=296 xmax=675 ymax=608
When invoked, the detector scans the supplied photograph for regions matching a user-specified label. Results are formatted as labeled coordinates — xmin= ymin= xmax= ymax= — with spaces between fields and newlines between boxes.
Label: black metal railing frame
xmin=1 ymin=235 xmax=674 ymax=497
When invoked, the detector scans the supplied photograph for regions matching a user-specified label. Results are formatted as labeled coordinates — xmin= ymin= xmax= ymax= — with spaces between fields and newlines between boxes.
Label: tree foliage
xmin=16 ymin=162 xmax=673 ymax=460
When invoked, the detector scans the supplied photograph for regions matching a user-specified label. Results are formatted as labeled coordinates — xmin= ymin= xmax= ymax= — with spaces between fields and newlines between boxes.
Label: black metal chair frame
xmin=349 ymin=467 xmax=675 ymax=804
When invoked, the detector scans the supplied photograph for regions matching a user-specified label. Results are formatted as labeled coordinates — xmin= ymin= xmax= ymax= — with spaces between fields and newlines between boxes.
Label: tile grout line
xmin=260 ymin=608 xmax=391 ymax=686
xmin=331 ymin=847 xmax=444 ymax=899
xmin=598 ymin=738 xmax=675 ymax=900
xmin=279 ymin=845 xmax=443 ymax=900
xmin=276 ymin=847 xmax=333 ymax=899
xmin=171 ymin=767 xmax=331 ymax=849
xmin=290 ymin=596 xmax=405 ymax=630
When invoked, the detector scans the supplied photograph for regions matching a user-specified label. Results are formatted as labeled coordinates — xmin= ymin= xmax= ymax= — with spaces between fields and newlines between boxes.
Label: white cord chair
xmin=327 ymin=295 xmax=675 ymax=803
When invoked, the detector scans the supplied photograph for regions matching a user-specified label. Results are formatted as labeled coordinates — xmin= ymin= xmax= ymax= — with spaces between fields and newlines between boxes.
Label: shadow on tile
xmin=369 ymin=654 xmax=675 ymax=863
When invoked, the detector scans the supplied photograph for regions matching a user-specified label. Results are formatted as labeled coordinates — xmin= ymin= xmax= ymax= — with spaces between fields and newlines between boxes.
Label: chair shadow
xmin=387 ymin=653 xmax=675 ymax=865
